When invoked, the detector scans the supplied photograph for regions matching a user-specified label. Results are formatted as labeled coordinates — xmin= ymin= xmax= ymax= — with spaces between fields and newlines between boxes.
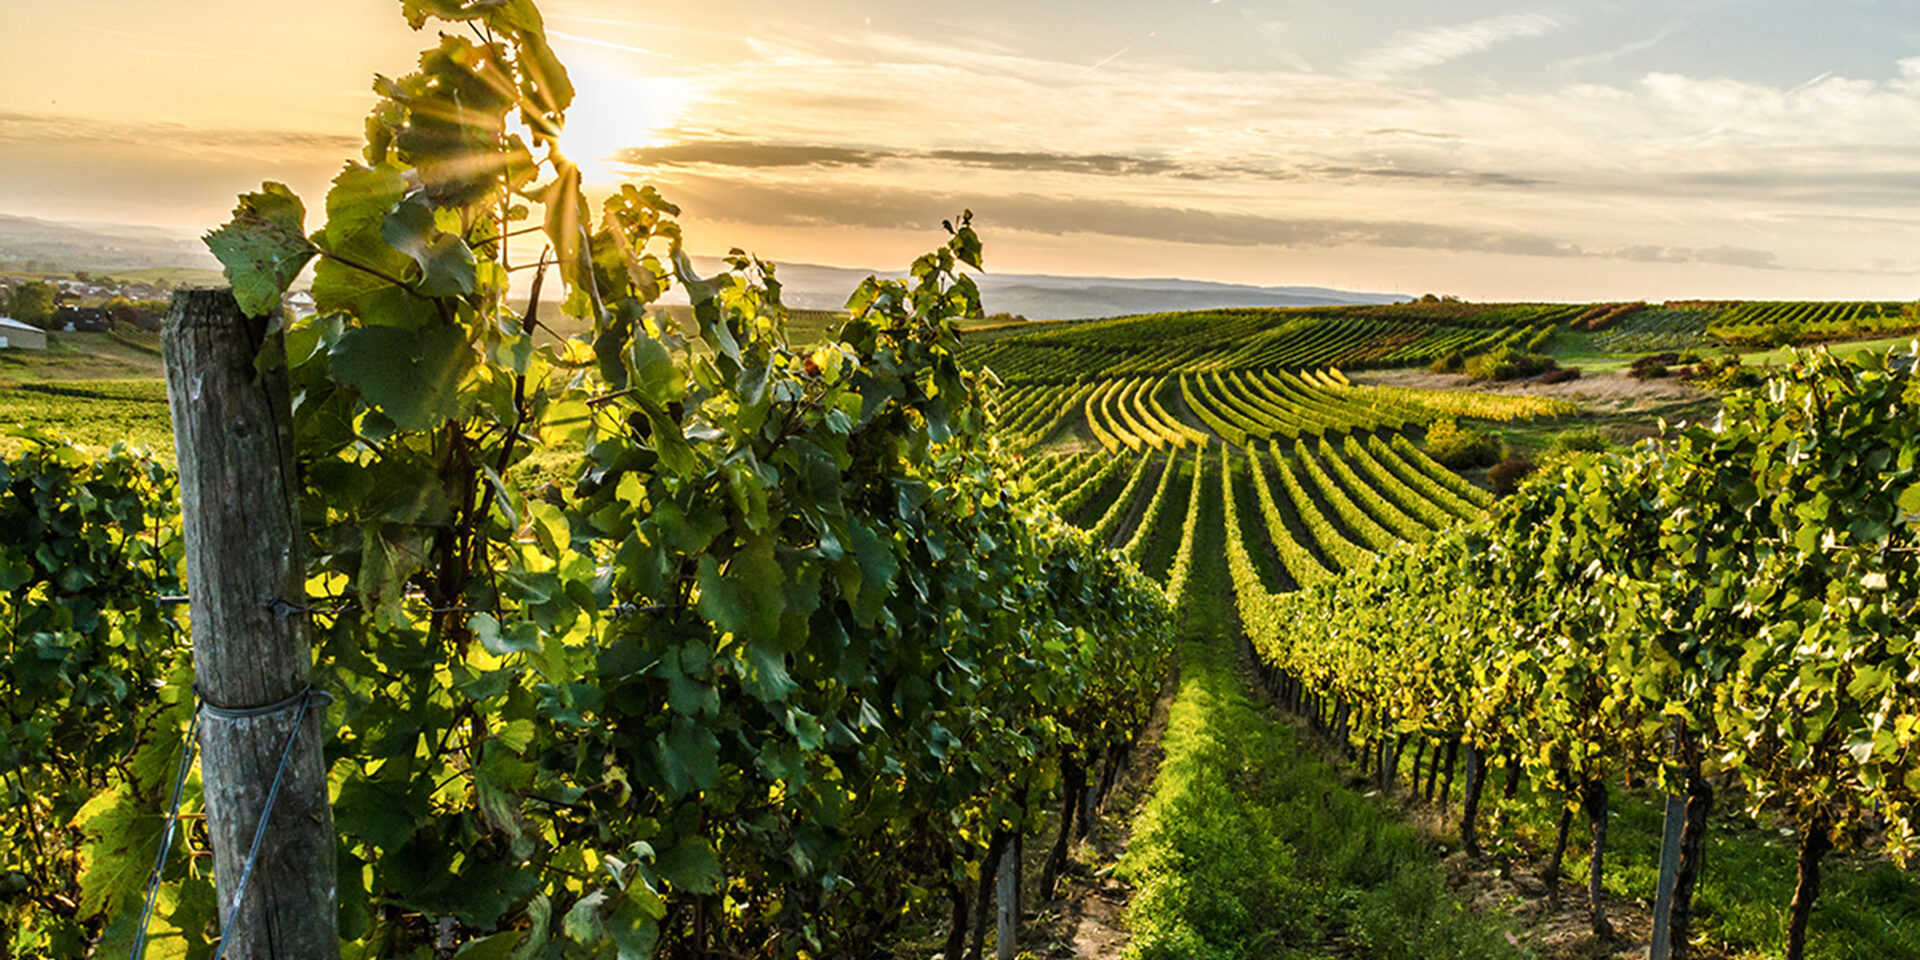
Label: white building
xmin=0 ymin=316 xmax=48 ymax=350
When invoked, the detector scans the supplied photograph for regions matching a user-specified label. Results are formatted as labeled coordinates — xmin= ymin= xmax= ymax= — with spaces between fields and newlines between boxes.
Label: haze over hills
xmin=0 ymin=214 xmax=1405 ymax=319
xmin=0 ymin=214 xmax=219 ymax=274
xmin=692 ymin=259 xmax=1406 ymax=318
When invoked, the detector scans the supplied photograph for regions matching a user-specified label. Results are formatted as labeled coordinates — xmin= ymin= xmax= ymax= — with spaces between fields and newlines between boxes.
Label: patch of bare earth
xmin=1355 ymin=366 xmax=1701 ymax=410
xmin=1019 ymin=674 xmax=1177 ymax=960
xmin=1351 ymin=367 xmax=1718 ymax=443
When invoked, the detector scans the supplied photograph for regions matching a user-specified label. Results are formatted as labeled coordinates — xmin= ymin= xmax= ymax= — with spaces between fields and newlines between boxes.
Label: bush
xmin=1429 ymin=348 xmax=1465 ymax=374
xmin=1488 ymin=457 xmax=1538 ymax=495
xmin=1546 ymin=429 xmax=1608 ymax=461
xmin=1679 ymin=354 xmax=1765 ymax=392
xmin=1463 ymin=346 xmax=1556 ymax=382
xmin=1538 ymin=367 xmax=1580 ymax=384
xmin=1425 ymin=418 xmax=1502 ymax=470
xmin=1629 ymin=353 xmax=1677 ymax=380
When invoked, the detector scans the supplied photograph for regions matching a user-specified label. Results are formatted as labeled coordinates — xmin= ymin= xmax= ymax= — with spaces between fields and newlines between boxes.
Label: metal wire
xmin=130 ymin=705 xmax=202 ymax=960
xmin=129 ymin=685 xmax=333 ymax=960
xmin=211 ymin=687 xmax=331 ymax=960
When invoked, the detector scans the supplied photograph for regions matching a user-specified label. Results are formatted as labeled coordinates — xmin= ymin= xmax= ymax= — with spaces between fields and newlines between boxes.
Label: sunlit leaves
xmin=203 ymin=181 xmax=316 ymax=316
xmin=57 ymin=3 xmax=1179 ymax=957
xmin=2 ymin=438 xmax=185 ymax=951
xmin=382 ymin=197 xmax=478 ymax=297
xmin=329 ymin=323 xmax=477 ymax=430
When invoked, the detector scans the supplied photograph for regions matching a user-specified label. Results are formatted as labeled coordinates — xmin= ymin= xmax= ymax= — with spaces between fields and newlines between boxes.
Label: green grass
xmin=1553 ymin=326 xmax=1920 ymax=373
xmin=1544 ymin=331 xmax=1640 ymax=371
xmin=0 ymin=379 xmax=175 ymax=459
xmin=1483 ymin=783 xmax=1920 ymax=960
xmin=1118 ymin=467 xmax=1522 ymax=960
xmin=109 ymin=266 xmax=226 ymax=287
xmin=0 ymin=331 xmax=165 ymax=381
xmin=1736 ymin=334 xmax=1920 ymax=368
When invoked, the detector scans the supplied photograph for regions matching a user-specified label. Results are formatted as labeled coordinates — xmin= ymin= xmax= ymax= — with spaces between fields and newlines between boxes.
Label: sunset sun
xmin=551 ymin=51 xmax=697 ymax=186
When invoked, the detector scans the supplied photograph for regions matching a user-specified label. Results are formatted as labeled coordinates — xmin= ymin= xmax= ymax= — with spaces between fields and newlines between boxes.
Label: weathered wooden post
xmin=164 ymin=288 xmax=338 ymax=958
xmin=1648 ymin=794 xmax=1687 ymax=960
xmin=995 ymin=833 xmax=1019 ymax=960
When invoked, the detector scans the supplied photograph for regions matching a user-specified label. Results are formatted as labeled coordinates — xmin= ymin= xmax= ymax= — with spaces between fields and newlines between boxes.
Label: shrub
xmin=1546 ymin=429 xmax=1608 ymax=462
xmin=1629 ymin=353 xmax=1677 ymax=380
xmin=1429 ymin=348 xmax=1465 ymax=374
xmin=1425 ymin=418 xmax=1502 ymax=470
xmin=1487 ymin=457 xmax=1538 ymax=495
xmin=1538 ymin=367 xmax=1580 ymax=384
xmin=1680 ymin=355 xmax=1765 ymax=392
xmin=1463 ymin=346 xmax=1556 ymax=382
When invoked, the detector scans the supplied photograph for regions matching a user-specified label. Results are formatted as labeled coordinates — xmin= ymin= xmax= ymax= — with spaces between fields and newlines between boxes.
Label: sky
xmin=3 ymin=0 xmax=1919 ymax=301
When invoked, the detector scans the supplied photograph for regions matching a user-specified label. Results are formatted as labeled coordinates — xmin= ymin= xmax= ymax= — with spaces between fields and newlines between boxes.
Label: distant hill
xmin=0 ymin=214 xmax=1403 ymax=318
xmin=684 ymin=259 xmax=1404 ymax=319
xmin=0 ymin=215 xmax=218 ymax=274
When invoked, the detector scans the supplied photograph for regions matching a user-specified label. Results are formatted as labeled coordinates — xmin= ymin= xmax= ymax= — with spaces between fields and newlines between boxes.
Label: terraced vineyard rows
xmin=974 ymin=301 xmax=1920 ymax=960
xmin=979 ymin=305 xmax=1563 ymax=600
xmin=961 ymin=302 xmax=1579 ymax=381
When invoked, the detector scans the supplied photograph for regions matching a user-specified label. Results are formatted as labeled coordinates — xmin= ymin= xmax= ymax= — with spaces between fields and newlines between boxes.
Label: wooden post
xmin=995 ymin=836 xmax=1018 ymax=960
xmin=164 ymin=288 xmax=338 ymax=958
xmin=1648 ymin=794 xmax=1687 ymax=960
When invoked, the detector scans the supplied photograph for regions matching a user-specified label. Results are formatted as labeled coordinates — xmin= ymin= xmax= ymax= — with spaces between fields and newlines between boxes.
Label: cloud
xmin=928 ymin=150 xmax=1181 ymax=176
xmin=1553 ymin=22 xmax=1685 ymax=73
xmin=1352 ymin=12 xmax=1561 ymax=76
xmin=662 ymin=175 xmax=1777 ymax=269
xmin=618 ymin=135 xmax=1538 ymax=186
xmin=0 ymin=112 xmax=358 ymax=155
xmin=615 ymin=141 xmax=881 ymax=169
xmin=617 ymin=139 xmax=1191 ymax=177
xmin=1293 ymin=165 xmax=1547 ymax=188
xmin=1365 ymin=128 xmax=1464 ymax=140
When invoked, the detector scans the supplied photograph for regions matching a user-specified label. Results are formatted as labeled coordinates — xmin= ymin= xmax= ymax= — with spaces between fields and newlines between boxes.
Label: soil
xmin=1019 ymin=673 xmax=1177 ymax=959
xmin=1350 ymin=366 xmax=1720 ymax=447
xmin=1353 ymin=366 xmax=1705 ymax=415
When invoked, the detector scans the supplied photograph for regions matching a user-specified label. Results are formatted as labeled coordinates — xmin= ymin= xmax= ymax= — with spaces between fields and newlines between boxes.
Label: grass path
xmin=1114 ymin=463 xmax=1522 ymax=960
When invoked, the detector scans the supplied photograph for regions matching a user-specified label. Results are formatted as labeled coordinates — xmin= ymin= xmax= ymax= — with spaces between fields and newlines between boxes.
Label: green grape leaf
xmin=695 ymin=535 xmax=785 ymax=644
xmin=452 ymin=931 xmax=524 ymax=960
xmin=1899 ymin=481 xmax=1920 ymax=516
xmin=73 ymin=783 xmax=164 ymax=918
xmin=562 ymin=891 xmax=608 ymax=944
xmin=203 ymin=182 xmax=315 ymax=317
xmin=322 ymin=162 xmax=406 ymax=248
xmin=382 ymin=197 xmax=478 ymax=297
xmin=656 ymin=718 xmax=720 ymax=799
xmin=739 ymin=638 xmax=797 ymax=704
xmin=608 ymin=894 xmax=663 ymax=960
xmin=329 ymin=323 xmax=476 ymax=430
xmin=627 ymin=328 xmax=682 ymax=406
xmin=654 ymin=836 xmax=723 ymax=893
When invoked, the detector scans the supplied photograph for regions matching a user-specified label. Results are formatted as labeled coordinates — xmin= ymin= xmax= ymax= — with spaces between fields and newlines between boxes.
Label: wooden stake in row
xmin=164 ymin=288 xmax=339 ymax=958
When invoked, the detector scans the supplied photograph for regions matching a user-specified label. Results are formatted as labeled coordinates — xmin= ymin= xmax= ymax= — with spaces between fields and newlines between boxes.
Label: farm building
xmin=0 ymin=317 xmax=48 ymax=350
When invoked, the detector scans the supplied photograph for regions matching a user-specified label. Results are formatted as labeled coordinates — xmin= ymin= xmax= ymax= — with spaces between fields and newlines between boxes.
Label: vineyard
xmin=6 ymin=3 xmax=1920 ymax=959
xmin=956 ymin=303 xmax=1586 ymax=380
xmin=952 ymin=286 xmax=1920 ymax=959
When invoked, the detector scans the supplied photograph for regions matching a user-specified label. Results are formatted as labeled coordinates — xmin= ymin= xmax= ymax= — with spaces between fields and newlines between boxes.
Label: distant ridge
xmin=0 ymin=214 xmax=217 ymax=273
xmin=686 ymin=259 xmax=1406 ymax=320
xmin=0 ymin=213 xmax=1404 ymax=319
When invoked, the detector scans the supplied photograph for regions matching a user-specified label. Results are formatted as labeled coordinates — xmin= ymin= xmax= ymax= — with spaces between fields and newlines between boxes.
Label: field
xmin=964 ymin=304 xmax=1920 ymax=960
xmin=8 ymin=292 xmax=1920 ymax=960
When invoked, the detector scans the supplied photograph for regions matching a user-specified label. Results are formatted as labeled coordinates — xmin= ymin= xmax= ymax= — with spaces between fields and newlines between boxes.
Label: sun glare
xmin=554 ymin=54 xmax=695 ymax=186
